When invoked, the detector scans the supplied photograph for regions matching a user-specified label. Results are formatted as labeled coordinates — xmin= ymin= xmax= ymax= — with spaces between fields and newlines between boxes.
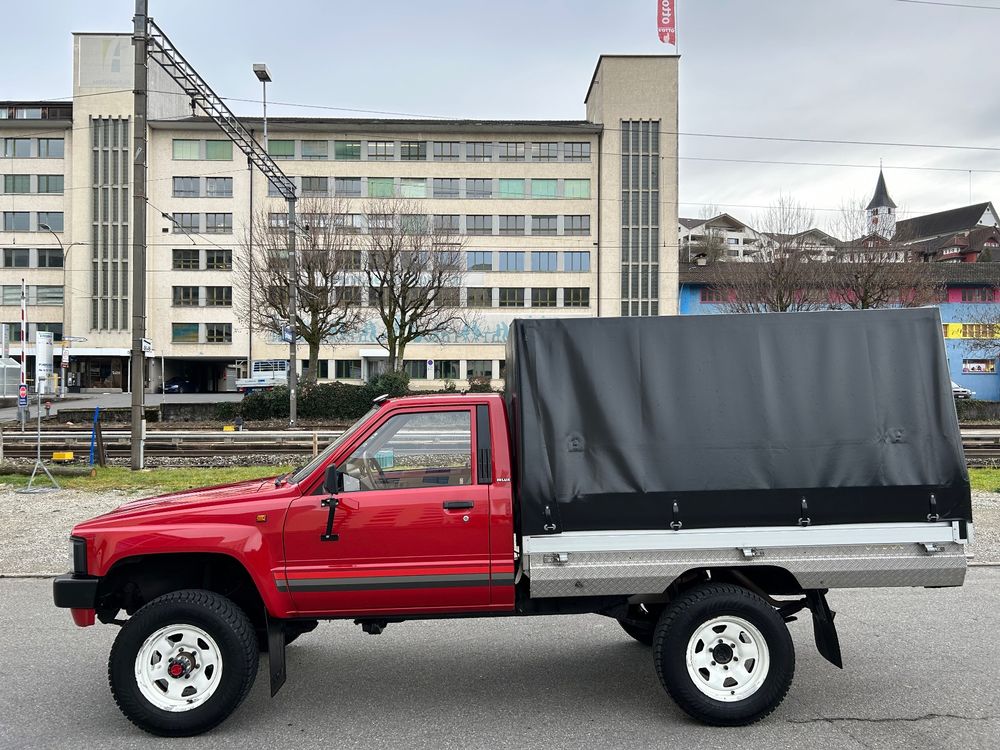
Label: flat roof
xmin=149 ymin=116 xmax=602 ymax=136
xmin=584 ymin=54 xmax=680 ymax=105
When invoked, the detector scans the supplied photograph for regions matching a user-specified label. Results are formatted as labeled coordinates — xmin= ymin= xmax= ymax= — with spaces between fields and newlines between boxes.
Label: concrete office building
xmin=1 ymin=35 xmax=678 ymax=392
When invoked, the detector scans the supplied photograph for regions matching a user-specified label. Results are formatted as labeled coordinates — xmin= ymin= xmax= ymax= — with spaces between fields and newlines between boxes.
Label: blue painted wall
xmin=678 ymin=283 xmax=1000 ymax=401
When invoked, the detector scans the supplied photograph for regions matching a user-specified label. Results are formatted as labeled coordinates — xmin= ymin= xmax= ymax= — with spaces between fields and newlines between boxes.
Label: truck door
xmin=282 ymin=406 xmax=493 ymax=616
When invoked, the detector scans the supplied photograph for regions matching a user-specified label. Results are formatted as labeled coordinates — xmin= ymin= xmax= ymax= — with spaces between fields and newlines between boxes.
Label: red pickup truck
xmin=53 ymin=312 xmax=973 ymax=737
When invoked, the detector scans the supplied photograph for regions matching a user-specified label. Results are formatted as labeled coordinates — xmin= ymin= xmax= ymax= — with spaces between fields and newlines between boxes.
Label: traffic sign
xmin=18 ymin=384 xmax=27 ymax=407
xmin=141 ymin=338 xmax=153 ymax=353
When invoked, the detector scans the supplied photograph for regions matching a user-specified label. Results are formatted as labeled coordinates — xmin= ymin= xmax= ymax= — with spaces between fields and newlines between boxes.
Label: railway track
xmin=2 ymin=427 xmax=1000 ymax=463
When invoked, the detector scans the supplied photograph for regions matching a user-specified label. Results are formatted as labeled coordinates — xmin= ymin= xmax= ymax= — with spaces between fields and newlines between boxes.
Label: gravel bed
xmin=2 ymin=488 xmax=998 ymax=577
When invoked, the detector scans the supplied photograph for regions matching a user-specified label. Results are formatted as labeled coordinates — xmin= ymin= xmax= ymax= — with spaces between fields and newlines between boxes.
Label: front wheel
xmin=108 ymin=590 xmax=259 ymax=737
xmin=652 ymin=583 xmax=794 ymax=726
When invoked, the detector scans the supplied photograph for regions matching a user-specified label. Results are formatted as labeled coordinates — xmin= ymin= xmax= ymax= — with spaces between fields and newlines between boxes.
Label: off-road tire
xmin=108 ymin=589 xmax=259 ymax=737
xmin=652 ymin=583 xmax=794 ymax=726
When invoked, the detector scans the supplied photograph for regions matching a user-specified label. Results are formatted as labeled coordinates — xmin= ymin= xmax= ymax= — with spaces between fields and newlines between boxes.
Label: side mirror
xmin=323 ymin=465 xmax=342 ymax=495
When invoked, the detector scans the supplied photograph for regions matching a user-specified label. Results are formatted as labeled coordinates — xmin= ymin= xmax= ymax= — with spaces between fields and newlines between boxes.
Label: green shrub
xmin=467 ymin=376 xmax=493 ymax=393
xmin=213 ymin=401 xmax=240 ymax=421
xmin=240 ymin=386 xmax=290 ymax=420
xmin=366 ymin=370 xmax=410 ymax=398
xmin=955 ymin=399 xmax=1000 ymax=422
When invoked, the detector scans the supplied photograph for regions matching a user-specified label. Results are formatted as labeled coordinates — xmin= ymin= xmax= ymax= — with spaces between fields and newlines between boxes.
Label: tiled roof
xmin=896 ymin=202 xmax=994 ymax=241
xmin=679 ymin=260 xmax=1000 ymax=285
xmin=866 ymin=169 xmax=897 ymax=210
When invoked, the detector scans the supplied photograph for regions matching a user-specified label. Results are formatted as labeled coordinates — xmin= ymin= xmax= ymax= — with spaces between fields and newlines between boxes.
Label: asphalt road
xmin=2 ymin=571 xmax=998 ymax=749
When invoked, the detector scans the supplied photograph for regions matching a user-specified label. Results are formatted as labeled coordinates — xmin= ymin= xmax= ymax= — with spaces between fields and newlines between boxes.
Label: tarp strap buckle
xmin=927 ymin=493 xmax=939 ymax=523
xmin=670 ymin=500 xmax=683 ymax=531
xmin=799 ymin=497 xmax=811 ymax=527
xmin=543 ymin=505 xmax=558 ymax=533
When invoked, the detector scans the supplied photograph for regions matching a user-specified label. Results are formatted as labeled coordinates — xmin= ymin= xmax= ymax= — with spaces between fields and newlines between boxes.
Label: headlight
xmin=71 ymin=536 xmax=87 ymax=575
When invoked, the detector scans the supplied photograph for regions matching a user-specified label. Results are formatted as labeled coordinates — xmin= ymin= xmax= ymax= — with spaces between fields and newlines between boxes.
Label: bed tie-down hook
xmin=799 ymin=496 xmax=811 ymax=527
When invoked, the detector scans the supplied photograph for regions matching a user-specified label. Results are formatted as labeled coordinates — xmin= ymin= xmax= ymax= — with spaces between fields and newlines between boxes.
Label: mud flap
xmin=267 ymin=613 xmax=287 ymax=696
xmin=806 ymin=589 xmax=843 ymax=669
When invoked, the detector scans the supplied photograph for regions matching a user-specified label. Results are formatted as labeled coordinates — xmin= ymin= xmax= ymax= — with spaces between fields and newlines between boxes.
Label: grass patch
xmin=0 ymin=465 xmax=293 ymax=494
xmin=969 ymin=468 xmax=1000 ymax=493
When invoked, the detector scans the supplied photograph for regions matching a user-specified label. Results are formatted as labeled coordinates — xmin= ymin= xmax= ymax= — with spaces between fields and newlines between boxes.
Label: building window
xmin=434 ymin=359 xmax=460 ymax=379
xmin=335 ymin=359 xmax=362 ymax=379
xmin=396 ymin=360 xmax=423 ymax=379
xmin=37 ymin=174 xmax=64 ymax=194
xmin=701 ymin=288 xmax=727 ymax=303
xmin=367 ymin=141 xmax=394 ymax=161
xmin=564 ymin=142 xmax=591 ymax=161
xmin=173 ymin=249 xmax=200 ymax=270
xmin=206 ymin=249 xmax=232 ymax=270
xmin=499 ymin=179 xmax=525 ymax=199
xmin=531 ymin=287 xmax=557 ymax=307
xmin=173 ymin=213 xmax=199 ymax=233
xmin=38 ymin=211 xmax=63 ymax=232
xmin=4 ymin=175 xmax=30 ymax=193
xmin=531 ymin=179 xmax=557 ymax=199
xmin=532 ymin=251 xmax=558 ymax=272
xmin=335 ymin=140 xmax=361 ymax=160
xmin=961 ymin=324 xmax=999 ymax=339
xmin=467 ymin=251 xmax=493 ymax=271
xmin=1 ymin=287 xmax=20 ymax=305
xmin=466 ymin=287 xmax=493 ymax=307
xmin=499 ymin=251 xmax=524 ymax=272
xmin=531 ymin=215 xmax=557 ymax=236
xmin=963 ymin=359 xmax=996 ymax=374
xmin=564 ymin=215 xmax=590 ymax=236
xmin=38 ymin=138 xmax=64 ymax=158
xmin=301 ymin=359 xmax=330 ymax=379
xmin=368 ymin=177 xmax=395 ymax=198
xmin=433 ymin=178 xmax=460 ymax=198
xmin=32 ymin=286 xmax=62 ymax=305
xmin=400 ymin=178 xmax=427 ymax=199
xmin=268 ymin=140 xmax=294 ymax=159
xmin=498 ymin=215 xmax=525 ymax=235
xmin=467 ymin=215 xmax=492 ymax=235
xmin=206 ymin=286 xmax=232 ymax=306
xmin=172 ymin=322 xmax=199 ymax=342
xmin=498 ymin=142 xmax=525 ymax=161
xmin=3 ymin=248 xmax=28 ymax=267
xmin=206 ymin=323 xmax=232 ymax=343
xmin=467 ymin=179 xmax=492 ymax=199
xmin=205 ymin=213 xmax=232 ymax=234
xmin=467 ymin=359 xmax=492 ymax=378
xmin=331 ymin=177 xmax=360 ymax=198
xmin=400 ymin=141 xmax=427 ymax=161
xmin=336 ymin=285 xmax=360 ymax=305
xmin=301 ymin=140 xmax=328 ymax=160
xmin=564 ymin=179 xmax=590 ymax=199
xmin=466 ymin=142 xmax=492 ymax=161
xmin=3 ymin=212 xmax=29 ymax=231
xmin=961 ymin=287 xmax=995 ymax=303
xmin=564 ymin=251 xmax=590 ymax=272
xmin=301 ymin=176 xmax=329 ymax=197
xmin=205 ymin=140 xmax=233 ymax=160
xmin=172 ymin=286 xmax=199 ymax=306
xmin=38 ymin=248 xmax=63 ymax=268
xmin=563 ymin=287 xmax=590 ymax=307
xmin=173 ymin=176 xmax=199 ymax=197
xmin=532 ymin=142 xmax=558 ymax=161
xmin=434 ymin=215 xmax=460 ymax=233
xmin=172 ymin=139 xmax=199 ymax=160
xmin=433 ymin=141 xmax=460 ymax=161
xmin=206 ymin=177 xmax=233 ymax=197
xmin=499 ymin=287 xmax=525 ymax=307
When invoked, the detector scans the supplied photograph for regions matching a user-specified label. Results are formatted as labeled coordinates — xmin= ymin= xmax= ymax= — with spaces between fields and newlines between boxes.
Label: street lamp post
xmin=38 ymin=223 xmax=81 ymax=397
xmin=249 ymin=63 xmax=271 ymax=387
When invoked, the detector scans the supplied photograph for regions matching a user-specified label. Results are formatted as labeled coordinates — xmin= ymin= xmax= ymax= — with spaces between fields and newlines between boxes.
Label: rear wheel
xmin=108 ymin=589 xmax=259 ymax=737
xmin=652 ymin=583 xmax=794 ymax=726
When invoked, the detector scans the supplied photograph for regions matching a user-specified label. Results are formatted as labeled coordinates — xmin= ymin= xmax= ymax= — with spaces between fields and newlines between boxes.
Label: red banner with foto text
xmin=657 ymin=0 xmax=675 ymax=45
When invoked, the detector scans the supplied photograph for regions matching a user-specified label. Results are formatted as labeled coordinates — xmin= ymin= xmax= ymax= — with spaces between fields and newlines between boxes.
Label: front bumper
xmin=52 ymin=573 xmax=99 ymax=609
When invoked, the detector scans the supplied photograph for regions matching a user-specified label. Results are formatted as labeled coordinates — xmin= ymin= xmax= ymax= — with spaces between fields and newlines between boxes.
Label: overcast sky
xmin=3 ymin=0 xmax=999 ymax=232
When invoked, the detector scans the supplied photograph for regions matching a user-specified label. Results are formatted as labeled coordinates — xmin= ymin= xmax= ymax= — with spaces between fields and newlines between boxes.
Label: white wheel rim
xmin=685 ymin=616 xmax=770 ymax=702
xmin=134 ymin=624 xmax=224 ymax=712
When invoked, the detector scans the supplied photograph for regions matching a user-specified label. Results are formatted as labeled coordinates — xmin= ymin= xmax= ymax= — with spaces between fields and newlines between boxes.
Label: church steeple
xmin=866 ymin=168 xmax=897 ymax=238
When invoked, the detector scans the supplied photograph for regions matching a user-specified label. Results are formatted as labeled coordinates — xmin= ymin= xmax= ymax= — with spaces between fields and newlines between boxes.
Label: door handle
xmin=443 ymin=500 xmax=474 ymax=510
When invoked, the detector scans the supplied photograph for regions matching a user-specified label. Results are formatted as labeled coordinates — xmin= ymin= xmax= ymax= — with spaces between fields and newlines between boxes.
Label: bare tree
xmin=236 ymin=198 xmax=363 ymax=383
xmin=360 ymin=198 xmax=471 ymax=371
xmin=708 ymin=195 xmax=829 ymax=312
xmin=824 ymin=197 xmax=942 ymax=310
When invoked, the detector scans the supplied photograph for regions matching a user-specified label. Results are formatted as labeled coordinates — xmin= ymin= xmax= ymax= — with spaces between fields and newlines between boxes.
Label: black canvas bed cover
xmin=504 ymin=308 xmax=971 ymax=536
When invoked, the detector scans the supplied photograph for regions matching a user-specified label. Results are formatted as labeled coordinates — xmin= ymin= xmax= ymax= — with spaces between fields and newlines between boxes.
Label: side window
xmin=341 ymin=411 xmax=472 ymax=491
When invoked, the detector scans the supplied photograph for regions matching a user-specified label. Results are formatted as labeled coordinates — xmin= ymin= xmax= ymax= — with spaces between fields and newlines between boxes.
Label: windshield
xmin=288 ymin=406 xmax=380 ymax=484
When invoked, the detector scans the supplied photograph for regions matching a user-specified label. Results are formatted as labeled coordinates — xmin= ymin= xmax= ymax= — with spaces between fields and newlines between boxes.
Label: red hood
xmin=107 ymin=477 xmax=276 ymax=514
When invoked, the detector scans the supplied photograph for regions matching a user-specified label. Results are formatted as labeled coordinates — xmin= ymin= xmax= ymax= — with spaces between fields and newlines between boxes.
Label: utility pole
xmin=287 ymin=198 xmax=298 ymax=427
xmin=131 ymin=0 xmax=148 ymax=470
